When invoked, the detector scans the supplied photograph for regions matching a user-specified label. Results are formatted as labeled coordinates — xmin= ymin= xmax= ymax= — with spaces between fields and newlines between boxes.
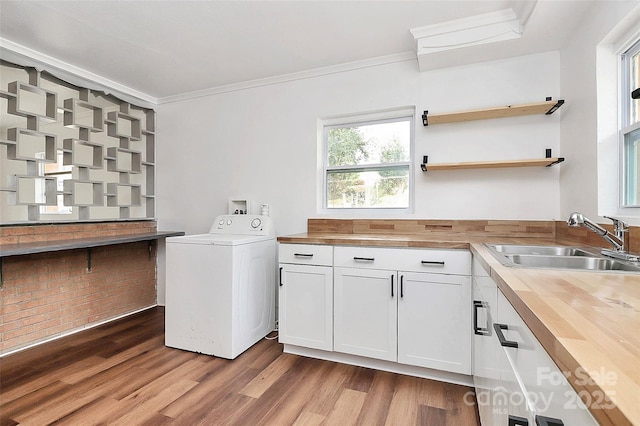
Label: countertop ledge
xmin=0 ymin=231 xmax=185 ymax=257
xmin=278 ymin=232 xmax=640 ymax=426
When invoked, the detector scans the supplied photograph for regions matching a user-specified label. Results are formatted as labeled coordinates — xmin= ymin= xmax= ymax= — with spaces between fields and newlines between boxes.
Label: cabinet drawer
xmin=334 ymin=246 xmax=470 ymax=275
xmin=279 ymin=244 xmax=333 ymax=266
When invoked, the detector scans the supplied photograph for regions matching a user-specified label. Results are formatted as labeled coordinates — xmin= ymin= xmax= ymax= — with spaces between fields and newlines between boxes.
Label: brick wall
xmin=0 ymin=221 xmax=158 ymax=354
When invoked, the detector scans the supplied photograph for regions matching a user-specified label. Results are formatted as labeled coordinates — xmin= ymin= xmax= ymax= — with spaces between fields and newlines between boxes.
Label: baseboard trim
xmin=0 ymin=305 xmax=158 ymax=358
xmin=283 ymin=344 xmax=474 ymax=387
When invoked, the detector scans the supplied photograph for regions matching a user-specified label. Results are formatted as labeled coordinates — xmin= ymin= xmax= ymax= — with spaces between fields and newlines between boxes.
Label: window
xmin=622 ymin=39 xmax=640 ymax=206
xmin=322 ymin=110 xmax=413 ymax=210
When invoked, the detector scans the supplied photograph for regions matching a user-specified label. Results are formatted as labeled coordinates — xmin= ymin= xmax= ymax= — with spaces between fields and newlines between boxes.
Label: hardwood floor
xmin=0 ymin=307 xmax=480 ymax=425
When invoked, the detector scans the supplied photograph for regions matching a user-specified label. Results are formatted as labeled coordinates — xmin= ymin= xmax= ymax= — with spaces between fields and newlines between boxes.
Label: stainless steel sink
xmin=491 ymin=244 xmax=597 ymax=257
xmin=505 ymin=254 xmax=640 ymax=272
xmin=484 ymin=243 xmax=640 ymax=272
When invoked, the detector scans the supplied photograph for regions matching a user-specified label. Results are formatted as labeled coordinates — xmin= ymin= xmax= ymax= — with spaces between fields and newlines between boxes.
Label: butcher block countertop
xmin=278 ymin=226 xmax=640 ymax=426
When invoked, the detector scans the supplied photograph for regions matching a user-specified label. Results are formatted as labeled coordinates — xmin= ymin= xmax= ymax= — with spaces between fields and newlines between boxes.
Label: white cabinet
xmin=333 ymin=246 xmax=471 ymax=374
xmin=334 ymin=267 xmax=397 ymax=361
xmin=496 ymin=291 xmax=598 ymax=425
xmin=278 ymin=244 xmax=333 ymax=351
xmin=398 ymin=272 xmax=471 ymax=374
xmin=472 ymin=258 xmax=598 ymax=426
xmin=473 ymin=258 xmax=507 ymax=425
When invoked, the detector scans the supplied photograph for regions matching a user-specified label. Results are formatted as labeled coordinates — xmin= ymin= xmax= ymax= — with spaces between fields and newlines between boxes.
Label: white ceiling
xmin=0 ymin=1 xmax=593 ymax=102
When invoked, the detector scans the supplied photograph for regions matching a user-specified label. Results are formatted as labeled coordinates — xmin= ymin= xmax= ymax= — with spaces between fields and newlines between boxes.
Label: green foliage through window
xmin=324 ymin=116 xmax=412 ymax=209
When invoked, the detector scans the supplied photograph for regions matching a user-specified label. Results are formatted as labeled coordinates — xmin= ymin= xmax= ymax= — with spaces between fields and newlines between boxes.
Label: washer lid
xmin=166 ymin=233 xmax=274 ymax=246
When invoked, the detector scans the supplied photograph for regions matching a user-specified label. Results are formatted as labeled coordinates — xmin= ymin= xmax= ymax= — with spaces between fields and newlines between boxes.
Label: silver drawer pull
xmin=353 ymin=257 xmax=375 ymax=262
xmin=421 ymin=260 xmax=445 ymax=265
xmin=294 ymin=253 xmax=314 ymax=258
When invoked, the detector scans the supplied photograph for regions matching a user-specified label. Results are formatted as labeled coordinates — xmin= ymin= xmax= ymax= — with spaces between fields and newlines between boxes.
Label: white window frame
xmin=595 ymin=5 xmax=640 ymax=224
xmin=318 ymin=107 xmax=415 ymax=214
xmin=621 ymin=38 xmax=640 ymax=207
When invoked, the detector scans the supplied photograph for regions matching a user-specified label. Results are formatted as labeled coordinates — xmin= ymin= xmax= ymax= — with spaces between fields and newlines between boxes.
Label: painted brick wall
xmin=0 ymin=221 xmax=157 ymax=354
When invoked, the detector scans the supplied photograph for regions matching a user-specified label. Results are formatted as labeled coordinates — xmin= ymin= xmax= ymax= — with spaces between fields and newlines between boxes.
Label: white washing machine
xmin=165 ymin=214 xmax=276 ymax=359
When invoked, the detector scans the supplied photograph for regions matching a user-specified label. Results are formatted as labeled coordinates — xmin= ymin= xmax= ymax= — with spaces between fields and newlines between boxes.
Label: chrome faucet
xmin=567 ymin=212 xmax=638 ymax=261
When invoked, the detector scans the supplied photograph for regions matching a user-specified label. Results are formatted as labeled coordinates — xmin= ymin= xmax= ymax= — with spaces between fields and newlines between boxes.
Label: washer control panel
xmin=209 ymin=214 xmax=274 ymax=236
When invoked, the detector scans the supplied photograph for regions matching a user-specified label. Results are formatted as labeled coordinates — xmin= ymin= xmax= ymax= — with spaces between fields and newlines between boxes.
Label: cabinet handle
xmin=421 ymin=260 xmax=445 ymax=265
xmin=294 ymin=253 xmax=314 ymax=258
xmin=473 ymin=300 xmax=490 ymax=336
xmin=493 ymin=323 xmax=518 ymax=348
xmin=508 ymin=415 xmax=529 ymax=426
xmin=400 ymin=275 xmax=404 ymax=298
xmin=354 ymin=257 xmax=375 ymax=262
xmin=391 ymin=274 xmax=394 ymax=297
xmin=535 ymin=415 xmax=564 ymax=426
xmin=279 ymin=267 xmax=283 ymax=287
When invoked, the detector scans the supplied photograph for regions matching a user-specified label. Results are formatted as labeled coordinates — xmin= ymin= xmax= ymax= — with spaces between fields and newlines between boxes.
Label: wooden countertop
xmin=278 ymin=233 xmax=640 ymax=426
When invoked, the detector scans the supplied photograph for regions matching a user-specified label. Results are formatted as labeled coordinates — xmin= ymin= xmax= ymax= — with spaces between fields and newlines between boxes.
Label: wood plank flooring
xmin=0 ymin=307 xmax=480 ymax=425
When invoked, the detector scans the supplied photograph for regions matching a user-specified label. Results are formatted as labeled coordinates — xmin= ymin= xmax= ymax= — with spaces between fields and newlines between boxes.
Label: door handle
xmin=294 ymin=253 xmax=314 ymax=258
xmin=508 ymin=415 xmax=529 ymax=426
xmin=421 ymin=260 xmax=445 ymax=265
xmin=391 ymin=274 xmax=394 ymax=297
xmin=400 ymin=275 xmax=404 ymax=298
xmin=473 ymin=300 xmax=490 ymax=336
xmin=535 ymin=415 xmax=564 ymax=426
xmin=494 ymin=323 xmax=518 ymax=348
xmin=279 ymin=267 xmax=283 ymax=287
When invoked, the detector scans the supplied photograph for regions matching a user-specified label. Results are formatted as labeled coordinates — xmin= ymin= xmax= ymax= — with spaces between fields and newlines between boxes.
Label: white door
xmin=278 ymin=264 xmax=333 ymax=351
xmin=334 ymin=267 xmax=397 ymax=361
xmin=397 ymin=272 xmax=471 ymax=374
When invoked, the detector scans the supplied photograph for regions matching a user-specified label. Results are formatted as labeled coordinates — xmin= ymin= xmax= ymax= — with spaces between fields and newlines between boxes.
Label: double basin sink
xmin=485 ymin=244 xmax=640 ymax=272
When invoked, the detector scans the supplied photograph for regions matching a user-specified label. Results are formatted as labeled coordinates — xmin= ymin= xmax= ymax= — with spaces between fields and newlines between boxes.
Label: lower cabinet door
xmin=334 ymin=267 xmax=397 ymax=361
xmin=473 ymin=278 xmax=497 ymax=426
xmin=497 ymin=291 xmax=599 ymax=425
xmin=278 ymin=263 xmax=333 ymax=351
xmin=397 ymin=272 xmax=471 ymax=374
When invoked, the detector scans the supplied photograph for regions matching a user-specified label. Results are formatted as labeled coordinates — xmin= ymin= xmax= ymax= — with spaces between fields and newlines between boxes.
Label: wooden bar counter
xmin=278 ymin=219 xmax=640 ymax=426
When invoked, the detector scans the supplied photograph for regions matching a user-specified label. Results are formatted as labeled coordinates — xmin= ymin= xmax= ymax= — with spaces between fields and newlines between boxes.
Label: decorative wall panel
xmin=0 ymin=61 xmax=155 ymax=223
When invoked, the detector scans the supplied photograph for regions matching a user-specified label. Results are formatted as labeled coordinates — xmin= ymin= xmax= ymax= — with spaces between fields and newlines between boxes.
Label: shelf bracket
xmin=420 ymin=155 xmax=428 ymax=171
xmin=86 ymin=248 xmax=92 ymax=272
xmin=545 ymin=148 xmax=565 ymax=167
xmin=545 ymin=98 xmax=565 ymax=115
xmin=421 ymin=110 xmax=429 ymax=126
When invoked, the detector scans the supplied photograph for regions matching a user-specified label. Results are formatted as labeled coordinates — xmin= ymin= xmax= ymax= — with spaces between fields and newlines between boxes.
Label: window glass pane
xmin=327 ymin=120 xmax=410 ymax=167
xmin=624 ymin=127 xmax=640 ymax=206
xmin=327 ymin=166 xmax=409 ymax=208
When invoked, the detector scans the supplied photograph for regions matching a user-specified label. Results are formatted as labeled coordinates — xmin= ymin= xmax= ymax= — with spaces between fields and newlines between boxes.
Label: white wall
xmin=559 ymin=1 xmax=640 ymax=225
xmin=155 ymin=51 xmax=562 ymax=303
xmin=157 ymin=51 xmax=562 ymax=235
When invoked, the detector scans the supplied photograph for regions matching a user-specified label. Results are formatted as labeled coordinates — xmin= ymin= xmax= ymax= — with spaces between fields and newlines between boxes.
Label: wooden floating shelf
xmin=422 ymin=99 xmax=564 ymax=126
xmin=421 ymin=157 xmax=564 ymax=172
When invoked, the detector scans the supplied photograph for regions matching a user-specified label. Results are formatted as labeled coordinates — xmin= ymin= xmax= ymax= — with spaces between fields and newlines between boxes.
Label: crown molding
xmin=156 ymin=51 xmax=417 ymax=104
xmin=410 ymin=8 xmax=524 ymax=71
xmin=410 ymin=9 xmax=520 ymax=40
xmin=1 ymin=37 xmax=417 ymax=106
xmin=0 ymin=37 xmax=158 ymax=107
